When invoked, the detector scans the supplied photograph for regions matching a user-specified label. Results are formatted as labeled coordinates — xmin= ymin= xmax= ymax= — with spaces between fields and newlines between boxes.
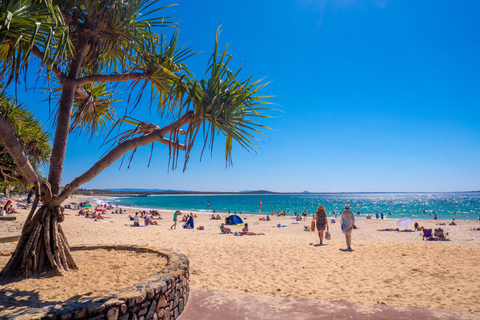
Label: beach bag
xmin=325 ymin=230 xmax=331 ymax=240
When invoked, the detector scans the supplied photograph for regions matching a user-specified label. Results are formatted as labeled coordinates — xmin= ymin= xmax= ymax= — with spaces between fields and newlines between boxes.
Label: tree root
xmin=0 ymin=206 xmax=76 ymax=278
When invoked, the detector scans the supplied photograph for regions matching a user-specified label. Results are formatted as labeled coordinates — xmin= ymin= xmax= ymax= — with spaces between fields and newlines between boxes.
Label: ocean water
xmin=101 ymin=192 xmax=480 ymax=221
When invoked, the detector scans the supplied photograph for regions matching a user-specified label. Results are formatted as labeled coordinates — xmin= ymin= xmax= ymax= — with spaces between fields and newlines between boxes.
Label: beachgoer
xmin=377 ymin=228 xmax=399 ymax=231
xmin=143 ymin=211 xmax=149 ymax=226
xmin=315 ymin=205 xmax=328 ymax=245
xmin=266 ymin=215 xmax=270 ymax=221
xmin=375 ymin=212 xmax=379 ymax=219
xmin=220 ymin=223 xmax=232 ymax=234
xmin=241 ymin=223 xmax=264 ymax=236
xmin=366 ymin=214 xmax=372 ymax=219
xmin=449 ymin=218 xmax=456 ymax=225
xmin=433 ymin=211 xmax=437 ymax=220
xmin=133 ymin=212 xmax=140 ymax=227
xmin=414 ymin=222 xmax=424 ymax=231
xmin=340 ymin=204 xmax=355 ymax=250
xmin=381 ymin=212 xmax=384 ymax=219
xmin=302 ymin=210 xmax=307 ymax=221
xmin=149 ymin=214 xmax=158 ymax=225
xmin=170 ymin=210 xmax=179 ymax=229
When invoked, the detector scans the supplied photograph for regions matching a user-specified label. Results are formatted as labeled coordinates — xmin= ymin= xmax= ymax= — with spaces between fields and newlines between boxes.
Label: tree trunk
xmin=0 ymin=204 xmax=77 ymax=278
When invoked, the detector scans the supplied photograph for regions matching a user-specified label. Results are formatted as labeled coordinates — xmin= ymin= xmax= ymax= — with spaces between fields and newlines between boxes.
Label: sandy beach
xmin=1 ymin=195 xmax=480 ymax=314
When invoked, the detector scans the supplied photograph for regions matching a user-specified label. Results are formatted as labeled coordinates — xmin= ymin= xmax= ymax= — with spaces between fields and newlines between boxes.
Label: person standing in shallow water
xmin=340 ymin=204 xmax=355 ymax=250
xmin=315 ymin=205 xmax=328 ymax=245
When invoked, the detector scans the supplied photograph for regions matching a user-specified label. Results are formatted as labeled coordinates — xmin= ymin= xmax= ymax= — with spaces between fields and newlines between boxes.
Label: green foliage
xmin=184 ymin=29 xmax=274 ymax=166
xmin=0 ymin=86 xmax=51 ymax=184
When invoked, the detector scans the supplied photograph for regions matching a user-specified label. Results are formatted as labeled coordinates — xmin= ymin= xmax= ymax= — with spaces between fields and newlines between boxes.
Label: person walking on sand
xmin=170 ymin=210 xmax=179 ymax=229
xmin=316 ymin=205 xmax=328 ymax=244
xmin=340 ymin=204 xmax=355 ymax=250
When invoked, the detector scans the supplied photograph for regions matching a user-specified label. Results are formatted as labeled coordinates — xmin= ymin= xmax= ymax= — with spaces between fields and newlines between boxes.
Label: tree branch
xmin=75 ymin=72 xmax=148 ymax=87
xmin=0 ymin=115 xmax=42 ymax=185
xmin=57 ymin=111 xmax=196 ymax=203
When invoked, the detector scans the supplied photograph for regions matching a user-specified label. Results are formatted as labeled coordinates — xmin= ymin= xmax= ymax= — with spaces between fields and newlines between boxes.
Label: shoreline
xmin=90 ymin=195 xmax=480 ymax=221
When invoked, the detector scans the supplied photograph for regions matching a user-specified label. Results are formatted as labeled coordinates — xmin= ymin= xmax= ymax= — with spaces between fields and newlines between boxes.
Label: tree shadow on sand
xmin=0 ymin=285 xmax=106 ymax=318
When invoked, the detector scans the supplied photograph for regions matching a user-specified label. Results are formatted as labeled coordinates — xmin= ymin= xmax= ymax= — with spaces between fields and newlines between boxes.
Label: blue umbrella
xmin=70 ymin=202 xmax=78 ymax=205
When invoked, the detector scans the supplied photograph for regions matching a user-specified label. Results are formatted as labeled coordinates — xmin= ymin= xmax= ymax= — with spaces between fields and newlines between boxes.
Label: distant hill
xmin=239 ymin=190 xmax=277 ymax=194
xmin=107 ymin=188 xmax=168 ymax=192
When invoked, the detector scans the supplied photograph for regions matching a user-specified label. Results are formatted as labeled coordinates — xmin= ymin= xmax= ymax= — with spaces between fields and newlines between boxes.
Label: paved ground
xmin=179 ymin=288 xmax=479 ymax=320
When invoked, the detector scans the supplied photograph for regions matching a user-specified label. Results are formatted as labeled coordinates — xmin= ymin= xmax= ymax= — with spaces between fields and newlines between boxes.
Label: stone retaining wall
xmin=2 ymin=245 xmax=189 ymax=320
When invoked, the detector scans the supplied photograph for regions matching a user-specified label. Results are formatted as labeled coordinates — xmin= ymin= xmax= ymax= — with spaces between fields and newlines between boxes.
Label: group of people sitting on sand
xmin=259 ymin=215 xmax=271 ymax=221
xmin=210 ymin=214 xmax=222 ymax=220
xmin=127 ymin=211 xmax=162 ymax=226
xmin=79 ymin=209 xmax=107 ymax=220
xmin=182 ymin=213 xmax=197 ymax=222
xmin=219 ymin=222 xmax=264 ymax=235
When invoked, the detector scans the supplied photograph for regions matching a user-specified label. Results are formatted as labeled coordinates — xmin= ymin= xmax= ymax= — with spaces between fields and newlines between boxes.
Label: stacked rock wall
xmin=3 ymin=245 xmax=189 ymax=320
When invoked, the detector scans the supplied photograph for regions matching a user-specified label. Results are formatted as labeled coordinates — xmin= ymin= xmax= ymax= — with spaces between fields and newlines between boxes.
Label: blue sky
xmin=22 ymin=0 xmax=480 ymax=192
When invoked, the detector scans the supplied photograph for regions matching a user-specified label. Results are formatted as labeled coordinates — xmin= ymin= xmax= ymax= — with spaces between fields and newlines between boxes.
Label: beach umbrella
xmin=396 ymin=217 xmax=414 ymax=227
xmin=70 ymin=202 xmax=78 ymax=205
xmin=84 ymin=204 xmax=92 ymax=208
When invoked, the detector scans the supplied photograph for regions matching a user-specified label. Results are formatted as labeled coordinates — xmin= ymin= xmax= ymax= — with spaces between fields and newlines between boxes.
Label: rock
xmin=138 ymin=307 xmax=148 ymax=316
xmin=157 ymin=296 xmax=167 ymax=309
xmin=157 ymin=309 xmax=164 ymax=319
xmin=106 ymin=307 xmax=119 ymax=320
xmin=146 ymin=301 xmax=157 ymax=319
xmin=145 ymin=289 xmax=155 ymax=300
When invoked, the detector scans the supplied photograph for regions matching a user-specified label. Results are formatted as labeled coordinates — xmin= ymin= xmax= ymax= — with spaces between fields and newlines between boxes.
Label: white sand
xmin=1 ymin=195 xmax=480 ymax=312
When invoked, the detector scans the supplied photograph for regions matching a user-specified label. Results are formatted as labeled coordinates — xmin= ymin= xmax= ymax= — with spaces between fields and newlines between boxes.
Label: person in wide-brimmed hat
xmin=315 ymin=205 xmax=328 ymax=245
xmin=340 ymin=204 xmax=355 ymax=250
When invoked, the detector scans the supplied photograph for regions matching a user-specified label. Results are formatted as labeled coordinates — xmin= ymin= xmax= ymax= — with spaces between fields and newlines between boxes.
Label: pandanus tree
xmin=0 ymin=0 xmax=272 ymax=278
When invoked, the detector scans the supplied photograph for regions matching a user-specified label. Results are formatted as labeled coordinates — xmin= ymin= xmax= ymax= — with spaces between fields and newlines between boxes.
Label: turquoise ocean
xmin=101 ymin=192 xmax=480 ymax=221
